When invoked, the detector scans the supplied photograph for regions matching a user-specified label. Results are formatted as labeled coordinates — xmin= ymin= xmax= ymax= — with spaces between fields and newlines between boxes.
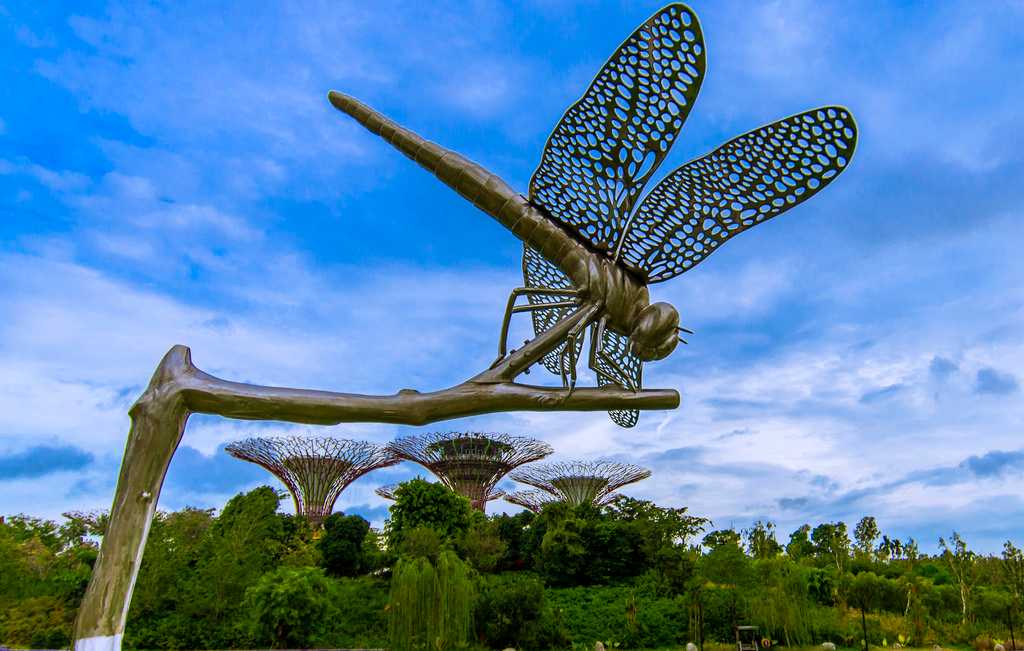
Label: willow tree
xmin=388 ymin=550 xmax=474 ymax=651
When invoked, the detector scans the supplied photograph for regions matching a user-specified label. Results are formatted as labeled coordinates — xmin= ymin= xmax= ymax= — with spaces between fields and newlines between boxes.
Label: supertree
xmin=225 ymin=435 xmax=399 ymax=528
xmin=503 ymin=489 xmax=559 ymax=513
xmin=386 ymin=432 xmax=552 ymax=511
xmin=376 ymin=482 xmax=505 ymax=506
xmin=508 ymin=460 xmax=651 ymax=509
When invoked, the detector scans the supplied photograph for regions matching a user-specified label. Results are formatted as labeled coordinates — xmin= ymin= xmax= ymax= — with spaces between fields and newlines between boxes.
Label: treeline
xmin=2 ymin=480 xmax=1023 ymax=650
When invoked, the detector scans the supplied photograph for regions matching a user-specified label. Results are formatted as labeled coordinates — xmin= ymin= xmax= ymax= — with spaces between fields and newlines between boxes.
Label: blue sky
xmin=1 ymin=0 xmax=1022 ymax=554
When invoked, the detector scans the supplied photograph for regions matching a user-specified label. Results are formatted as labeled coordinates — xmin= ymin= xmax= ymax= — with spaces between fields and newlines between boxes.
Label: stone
xmin=995 ymin=645 xmax=1006 ymax=651
xmin=595 ymin=643 xmax=606 ymax=651
xmin=822 ymin=644 xmax=836 ymax=651
xmin=688 ymin=644 xmax=699 ymax=651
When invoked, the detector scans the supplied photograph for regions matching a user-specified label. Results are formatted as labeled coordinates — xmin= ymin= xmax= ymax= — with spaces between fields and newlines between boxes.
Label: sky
xmin=1 ymin=0 xmax=1022 ymax=554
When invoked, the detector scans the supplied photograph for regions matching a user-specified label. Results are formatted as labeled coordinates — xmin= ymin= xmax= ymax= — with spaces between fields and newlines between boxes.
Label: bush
xmin=324 ymin=576 xmax=390 ymax=648
xmin=244 ymin=566 xmax=334 ymax=649
xmin=476 ymin=573 xmax=565 ymax=649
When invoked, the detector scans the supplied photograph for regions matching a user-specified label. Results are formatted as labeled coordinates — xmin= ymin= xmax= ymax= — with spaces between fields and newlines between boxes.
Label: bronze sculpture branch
xmin=73 ymin=307 xmax=678 ymax=650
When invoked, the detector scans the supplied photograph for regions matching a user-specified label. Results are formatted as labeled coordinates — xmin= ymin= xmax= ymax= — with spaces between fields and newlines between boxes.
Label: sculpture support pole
xmin=73 ymin=311 xmax=678 ymax=650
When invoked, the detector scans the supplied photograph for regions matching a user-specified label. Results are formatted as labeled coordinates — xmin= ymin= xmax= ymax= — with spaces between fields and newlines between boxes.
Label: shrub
xmin=244 ymin=566 xmax=334 ymax=649
xmin=472 ymin=573 xmax=571 ymax=649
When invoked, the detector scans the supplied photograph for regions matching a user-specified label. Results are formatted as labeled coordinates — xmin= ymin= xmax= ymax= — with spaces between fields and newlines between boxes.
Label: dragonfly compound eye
xmin=630 ymin=302 xmax=680 ymax=361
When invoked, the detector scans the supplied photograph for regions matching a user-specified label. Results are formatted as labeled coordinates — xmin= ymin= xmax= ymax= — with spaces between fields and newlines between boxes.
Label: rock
xmin=822 ymin=643 xmax=836 ymax=651
xmin=595 ymin=643 xmax=606 ymax=651
xmin=934 ymin=646 xmax=943 ymax=651
xmin=996 ymin=645 xmax=1006 ymax=651
xmin=688 ymin=644 xmax=699 ymax=651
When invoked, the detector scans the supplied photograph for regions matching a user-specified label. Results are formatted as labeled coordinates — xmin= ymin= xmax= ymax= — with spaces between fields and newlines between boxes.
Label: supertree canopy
xmin=503 ymin=489 xmax=559 ymax=513
xmin=225 ymin=435 xmax=399 ymax=527
xmin=386 ymin=432 xmax=553 ymax=511
xmin=376 ymin=482 xmax=505 ymax=505
xmin=508 ymin=460 xmax=651 ymax=508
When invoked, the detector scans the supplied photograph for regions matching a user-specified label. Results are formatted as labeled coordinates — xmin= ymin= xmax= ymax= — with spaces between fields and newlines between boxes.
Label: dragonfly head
xmin=630 ymin=301 xmax=680 ymax=361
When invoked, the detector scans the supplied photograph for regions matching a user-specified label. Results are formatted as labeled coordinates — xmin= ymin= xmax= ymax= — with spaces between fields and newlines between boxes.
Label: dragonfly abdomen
xmin=328 ymin=92 xmax=587 ymax=272
xmin=327 ymin=91 xmax=650 ymax=334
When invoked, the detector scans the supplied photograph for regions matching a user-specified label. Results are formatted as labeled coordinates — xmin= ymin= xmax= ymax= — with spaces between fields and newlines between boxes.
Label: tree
xmin=701 ymin=530 xmax=751 ymax=587
xmin=939 ymin=531 xmax=976 ymax=624
xmin=854 ymin=517 xmax=880 ymax=560
xmin=538 ymin=509 xmax=589 ymax=586
xmin=850 ymin=572 xmax=882 ymax=651
xmin=319 ymin=513 xmax=370 ymax=577
xmin=744 ymin=520 xmax=782 ymax=560
xmin=902 ymin=538 xmax=920 ymax=565
xmin=786 ymin=525 xmax=814 ymax=561
xmin=811 ymin=522 xmax=851 ymax=572
xmin=388 ymin=550 xmax=474 ymax=651
xmin=385 ymin=478 xmax=473 ymax=550
xmin=188 ymin=486 xmax=288 ymax=647
xmin=245 ymin=566 xmax=333 ymax=649
xmin=456 ymin=519 xmax=507 ymax=572
xmin=1003 ymin=541 xmax=1024 ymax=605
xmin=604 ymin=496 xmax=710 ymax=548
xmin=876 ymin=535 xmax=902 ymax=562
xmin=703 ymin=529 xmax=742 ymax=551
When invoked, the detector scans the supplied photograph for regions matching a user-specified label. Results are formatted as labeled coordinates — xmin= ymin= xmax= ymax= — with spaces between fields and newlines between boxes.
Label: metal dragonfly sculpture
xmin=329 ymin=3 xmax=857 ymax=428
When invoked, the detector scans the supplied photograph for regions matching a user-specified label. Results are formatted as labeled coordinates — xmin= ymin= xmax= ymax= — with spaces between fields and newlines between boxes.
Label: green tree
xmin=319 ymin=513 xmax=370 ymax=577
xmin=245 ymin=566 xmax=333 ymax=649
xmin=492 ymin=510 xmax=536 ymax=571
xmin=385 ymin=479 xmax=473 ymax=550
xmin=189 ymin=486 xmax=288 ymax=647
xmin=701 ymin=530 xmax=751 ymax=587
xmin=939 ymin=531 xmax=976 ymax=624
xmin=388 ymin=550 xmax=474 ymax=651
xmin=744 ymin=520 xmax=782 ymax=559
xmin=538 ymin=509 xmax=589 ymax=586
xmin=456 ymin=518 xmax=507 ymax=572
xmin=854 ymin=516 xmax=880 ymax=560
xmin=475 ymin=573 xmax=551 ymax=649
xmin=126 ymin=507 xmax=215 ymax=649
xmin=811 ymin=522 xmax=851 ymax=572
xmin=786 ymin=524 xmax=814 ymax=561
xmin=850 ymin=571 xmax=882 ymax=651
xmin=1002 ymin=540 xmax=1024 ymax=606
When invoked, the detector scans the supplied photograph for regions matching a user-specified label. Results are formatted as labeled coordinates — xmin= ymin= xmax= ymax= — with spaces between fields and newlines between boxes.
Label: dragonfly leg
xmin=492 ymin=287 xmax=580 ymax=367
xmin=559 ymin=308 xmax=597 ymax=391
xmin=589 ymin=316 xmax=639 ymax=392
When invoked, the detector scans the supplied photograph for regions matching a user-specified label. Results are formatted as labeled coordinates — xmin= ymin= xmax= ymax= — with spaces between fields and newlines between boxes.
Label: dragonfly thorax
xmin=564 ymin=250 xmax=679 ymax=362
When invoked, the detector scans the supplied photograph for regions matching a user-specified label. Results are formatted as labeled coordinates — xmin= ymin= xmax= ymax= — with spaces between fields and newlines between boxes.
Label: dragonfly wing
xmin=619 ymin=106 xmax=858 ymax=283
xmin=523 ymin=245 xmax=584 ymax=377
xmin=593 ymin=327 xmax=643 ymax=428
xmin=530 ymin=4 xmax=705 ymax=256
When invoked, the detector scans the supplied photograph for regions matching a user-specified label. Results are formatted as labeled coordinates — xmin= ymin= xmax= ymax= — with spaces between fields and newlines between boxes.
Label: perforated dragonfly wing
xmin=522 ymin=245 xmax=584 ymax=377
xmin=530 ymin=3 xmax=705 ymax=256
xmin=618 ymin=107 xmax=858 ymax=282
xmin=592 ymin=327 xmax=643 ymax=428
